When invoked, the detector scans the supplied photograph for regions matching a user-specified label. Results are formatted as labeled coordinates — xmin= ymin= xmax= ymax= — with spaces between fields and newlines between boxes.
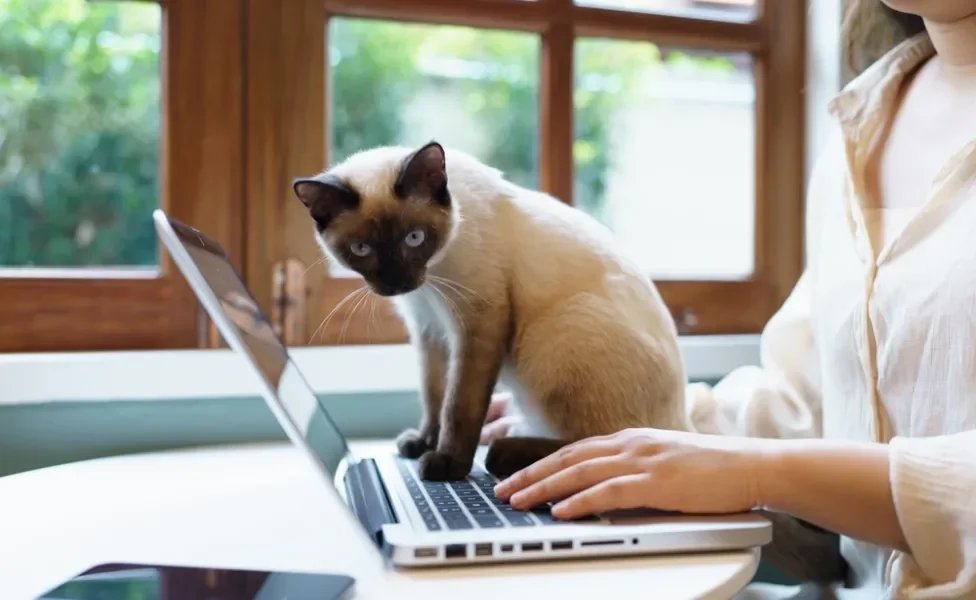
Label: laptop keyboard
xmin=396 ymin=457 xmax=597 ymax=531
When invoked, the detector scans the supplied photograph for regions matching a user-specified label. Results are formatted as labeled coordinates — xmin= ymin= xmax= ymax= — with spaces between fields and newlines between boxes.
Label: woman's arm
xmin=772 ymin=430 xmax=976 ymax=593
xmin=758 ymin=438 xmax=907 ymax=552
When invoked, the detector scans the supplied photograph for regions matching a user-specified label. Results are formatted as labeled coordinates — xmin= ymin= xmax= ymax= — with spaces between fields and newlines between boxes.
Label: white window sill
xmin=0 ymin=335 xmax=758 ymax=405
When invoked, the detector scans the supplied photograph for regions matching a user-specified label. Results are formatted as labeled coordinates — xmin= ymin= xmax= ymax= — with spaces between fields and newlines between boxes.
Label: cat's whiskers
xmin=311 ymin=286 xmax=366 ymax=343
xmin=428 ymin=275 xmax=492 ymax=307
xmin=339 ymin=288 xmax=373 ymax=344
xmin=429 ymin=281 xmax=466 ymax=335
xmin=367 ymin=294 xmax=379 ymax=342
xmin=426 ymin=278 xmax=472 ymax=308
xmin=303 ymin=255 xmax=328 ymax=275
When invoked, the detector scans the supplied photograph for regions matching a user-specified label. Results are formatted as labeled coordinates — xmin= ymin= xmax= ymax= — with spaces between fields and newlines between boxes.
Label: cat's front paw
xmin=418 ymin=450 xmax=471 ymax=481
xmin=396 ymin=428 xmax=436 ymax=459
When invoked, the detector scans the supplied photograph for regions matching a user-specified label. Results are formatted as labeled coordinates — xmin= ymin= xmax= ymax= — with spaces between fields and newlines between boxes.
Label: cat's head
xmin=292 ymin=141 xmax=458 ymax=297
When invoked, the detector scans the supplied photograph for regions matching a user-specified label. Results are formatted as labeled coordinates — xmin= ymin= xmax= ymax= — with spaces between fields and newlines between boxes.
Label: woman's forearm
xmin=756 ymin=438 xmax=908 ymax=552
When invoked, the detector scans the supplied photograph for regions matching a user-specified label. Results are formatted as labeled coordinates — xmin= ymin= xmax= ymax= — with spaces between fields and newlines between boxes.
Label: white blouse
xmin=686 ymin=34 xmax=976 ymax=599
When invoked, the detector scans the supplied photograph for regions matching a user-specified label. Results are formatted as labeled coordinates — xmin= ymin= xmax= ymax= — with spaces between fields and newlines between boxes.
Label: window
xmin=0 ymin=0 xmax=244 ymax=352
xmin=0 ymin=0 xmax=805 ymax=352
xmin=251 ymin=0 xmax=805 ymax=345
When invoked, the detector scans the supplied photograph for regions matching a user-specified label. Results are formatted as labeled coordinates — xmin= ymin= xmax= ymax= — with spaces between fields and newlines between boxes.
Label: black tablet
xmin=37 ymin=562 xmax=356 ymax=600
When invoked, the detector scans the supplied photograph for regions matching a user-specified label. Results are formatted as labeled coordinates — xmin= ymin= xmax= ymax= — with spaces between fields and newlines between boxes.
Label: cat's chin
xmin=369 ymin=282 xmax=422 ymax=297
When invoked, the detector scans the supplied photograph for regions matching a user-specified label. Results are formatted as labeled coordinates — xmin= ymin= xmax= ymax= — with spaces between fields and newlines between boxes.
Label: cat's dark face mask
xmin=329 ymin=213 xmax=443 ymax=297
xmin=292 ymin=142 xmax=454 ymax=297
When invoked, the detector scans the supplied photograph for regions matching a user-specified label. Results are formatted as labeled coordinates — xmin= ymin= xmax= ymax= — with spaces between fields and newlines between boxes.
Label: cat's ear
xmin=292 ymin=175 xmax=360 ymax=230
xmin=394 ymin=141 xmax=450 ymax=207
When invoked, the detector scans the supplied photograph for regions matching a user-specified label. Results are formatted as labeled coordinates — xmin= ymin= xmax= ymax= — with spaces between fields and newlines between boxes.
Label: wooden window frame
xmin=245 ymin=0 xmax=805 ymax=345
xmin=1 ymin=0 xmax=803 ymax=352
xmin=0 ymin=0 xmax=245 ymax=353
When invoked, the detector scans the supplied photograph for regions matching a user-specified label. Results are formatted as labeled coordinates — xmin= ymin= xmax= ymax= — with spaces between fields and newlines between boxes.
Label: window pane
xmin=574 ymin=40 xmax=755 ymax=280
xmin=328 ymin=18 xmax=540 ymax=190
xmin=576 ymin=0 xmax=756 ymax=20
xmin=0 ymin=0 xmax=162 ymax=269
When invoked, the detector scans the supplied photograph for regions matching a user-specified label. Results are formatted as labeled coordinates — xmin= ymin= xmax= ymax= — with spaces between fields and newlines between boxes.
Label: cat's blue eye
xmin=404 ymin=229 xmax=425 ymax=248
xmin=349 ymin=241 xmax=372 ymax=257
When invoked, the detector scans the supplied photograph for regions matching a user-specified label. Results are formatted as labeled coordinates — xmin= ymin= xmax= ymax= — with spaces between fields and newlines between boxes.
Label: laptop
xmin=153 ymin=209 xmax=771 ymax=568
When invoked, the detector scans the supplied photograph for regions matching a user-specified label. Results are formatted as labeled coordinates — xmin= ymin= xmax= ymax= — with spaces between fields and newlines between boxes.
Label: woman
xmin=484 ymin=2 xmax=976 ymax=598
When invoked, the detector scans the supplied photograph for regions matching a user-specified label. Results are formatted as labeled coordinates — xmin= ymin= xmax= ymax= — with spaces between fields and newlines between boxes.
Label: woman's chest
xmin=808 ymin=192 xmax=976 ymax=440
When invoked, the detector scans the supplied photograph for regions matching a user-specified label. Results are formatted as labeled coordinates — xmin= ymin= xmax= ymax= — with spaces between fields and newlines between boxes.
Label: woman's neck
xmin=925 ymin=11 xmax=976 ymax=67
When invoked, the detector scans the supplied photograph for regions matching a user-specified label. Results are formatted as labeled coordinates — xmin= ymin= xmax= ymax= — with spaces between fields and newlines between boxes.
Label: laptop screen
xmin=163 ymin=215 xmax=350 ymax=479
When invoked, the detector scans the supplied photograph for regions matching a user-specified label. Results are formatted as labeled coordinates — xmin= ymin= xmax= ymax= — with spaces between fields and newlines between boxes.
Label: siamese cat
xmin=292 ymin=141 xmax=687 ymax=481
xmin=293 ymin=141 xmax=845 ymax=585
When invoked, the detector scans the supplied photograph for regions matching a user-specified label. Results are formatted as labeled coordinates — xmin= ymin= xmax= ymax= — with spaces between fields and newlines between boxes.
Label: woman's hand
xmin=494 ymin=429 xmax=909 ymax=552
xmin=481 ymin=392 xmax=524 ymax=444
xmin=493 ymin=428 xmax=770 ymax=520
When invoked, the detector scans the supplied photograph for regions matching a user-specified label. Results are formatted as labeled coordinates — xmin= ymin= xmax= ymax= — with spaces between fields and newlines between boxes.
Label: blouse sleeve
xmin=888 ymin=430 xmax=976 ymax=597
xmin=685 ymin=272 xmax=822 ymax=439
xmin=684 ymin=126 xmax=844 ymax=440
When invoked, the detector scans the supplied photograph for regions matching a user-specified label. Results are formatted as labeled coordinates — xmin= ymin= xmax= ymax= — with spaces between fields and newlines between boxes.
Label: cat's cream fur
xmin=296 ymin=142 xmax=688 ymax=481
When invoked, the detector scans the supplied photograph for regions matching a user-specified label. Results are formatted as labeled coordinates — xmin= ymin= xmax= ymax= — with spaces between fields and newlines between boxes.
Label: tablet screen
xmin=38 ymin=563 xmax=355 ymax=600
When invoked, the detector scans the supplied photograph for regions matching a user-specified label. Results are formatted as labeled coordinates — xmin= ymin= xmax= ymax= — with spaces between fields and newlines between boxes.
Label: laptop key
xmin=422 ymin=514 xmax=442 ymax=531
xmin=443 ymin=517 xmax=474 ymax=531
xmin=503 ymin=513 xmax=537 ymax=527
xmin=474 ymin=515 xmax=504 ymax=528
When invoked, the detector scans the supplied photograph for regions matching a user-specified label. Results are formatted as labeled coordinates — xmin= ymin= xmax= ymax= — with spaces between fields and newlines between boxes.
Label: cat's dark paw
xmin=396 ymin=428 xmax=435 ymax=459
xmin=485 ymin=437 xmax=569 ymax=480
xmin=418 ymin=450 xmax=471 ymax=481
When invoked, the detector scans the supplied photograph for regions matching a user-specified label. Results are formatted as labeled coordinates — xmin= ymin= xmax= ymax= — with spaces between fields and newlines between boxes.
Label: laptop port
xmin=445 ymin=544 xmax=467 ymax=559
xmin=500 ymin=544 xmax=514 ymax=553
xmin=475 ymin=543 xmax=493 ymax=557
xmin=414 ymin=547 xmax=437 ymax=559
xmin=551 ymin=540 xmax=572 ymax=551
xmin=521 ymin=542 xmax=543 ymax=552
xmin=580 ymin=539 xmax=624 ymax=547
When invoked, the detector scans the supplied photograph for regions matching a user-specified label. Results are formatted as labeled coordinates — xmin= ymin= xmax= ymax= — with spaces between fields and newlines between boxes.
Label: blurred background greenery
xmin=0 ymin=0 xmax=160 ymax=267
xmin=0 ymin=0 xmax=737 ymax=268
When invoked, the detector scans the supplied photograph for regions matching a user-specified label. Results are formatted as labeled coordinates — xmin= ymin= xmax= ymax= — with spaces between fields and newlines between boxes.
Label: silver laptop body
xmin=153 ymin=209 xmax=771 ymax=568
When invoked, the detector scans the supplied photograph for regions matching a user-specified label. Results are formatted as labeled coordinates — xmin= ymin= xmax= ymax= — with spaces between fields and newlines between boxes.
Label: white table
xmin=0 ymin=441 xmax=760 ymax=600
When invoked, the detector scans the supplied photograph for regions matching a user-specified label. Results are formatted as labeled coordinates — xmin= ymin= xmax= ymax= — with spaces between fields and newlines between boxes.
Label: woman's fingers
xmin=494 ymin=436 xmax=618 ymax=499
xmin=508 ymin=455 xmax=641 ymax=510
xmin=479 ymin=415 xmax=521 ymax=444
xmin=484 ymin=392 xmax=513 ymax=423
xmin=552 ymin=473 xmax=651 ymax=520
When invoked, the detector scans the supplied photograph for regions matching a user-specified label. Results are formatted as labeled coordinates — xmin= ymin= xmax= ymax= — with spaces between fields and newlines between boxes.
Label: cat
xmin=292 ymin=140 xmax=688 ymax=482
xmin=293 ymin=141 xmax=848 ymax=586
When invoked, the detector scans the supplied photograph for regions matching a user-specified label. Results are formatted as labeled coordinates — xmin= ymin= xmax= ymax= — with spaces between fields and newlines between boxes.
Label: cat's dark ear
xmin=394 ymin=141 xmax=450 ymax=207
xmin=292 ymin=175 xmax=360 ymax=231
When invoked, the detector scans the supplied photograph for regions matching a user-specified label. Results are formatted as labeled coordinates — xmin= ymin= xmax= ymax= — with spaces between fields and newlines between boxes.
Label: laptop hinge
xmin=344 ymin=458 xmax=398 ymax=547
xmin=271 ymin=258 xmax=307 ymax=345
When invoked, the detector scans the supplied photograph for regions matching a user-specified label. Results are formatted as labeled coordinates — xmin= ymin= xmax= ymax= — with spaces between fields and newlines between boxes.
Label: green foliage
xmin=328 ymin=18 xmax=655 ymax=223
xmin=0 ymin=0 xmax=160 ymax=267
xmin=329 ymin=19 xmax=423 ymax=163
xmin=0 ymin=3 xmax=666 ymax=267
